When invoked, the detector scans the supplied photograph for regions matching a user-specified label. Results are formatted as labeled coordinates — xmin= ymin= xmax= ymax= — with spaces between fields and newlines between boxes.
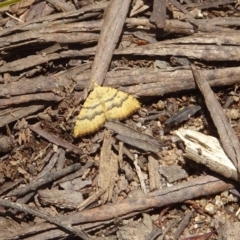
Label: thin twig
xmin=8 ymin=163 xmax=82 ymax=197
xmin=0 ymin=198 xmax=91 ymax=240
xmin=134 ymin=154 xmax=147 ymax=193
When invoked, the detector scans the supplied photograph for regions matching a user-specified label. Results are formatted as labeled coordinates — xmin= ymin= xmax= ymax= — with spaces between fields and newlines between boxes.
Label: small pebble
xmin=227 ymin=109 xmax=240 ymax=120
xmin=221 ymin=190 xmax=229 ymax=198
xmin=199 ymin=199 xmax=207 ymax=207
xmin=204 ymin=203 xmax=216 ymax=215
xmin=215 ymin=195 xmax=224 ymax=209
xmin=0 ymin=136 xmax=12 ymax=153
xmin=227 ymin=194 xmax=238 ymax=203
xmin=155 ymin=100 xmax=165 ymax=110
xmin=233 ymin=96 xmax=239 ymax=102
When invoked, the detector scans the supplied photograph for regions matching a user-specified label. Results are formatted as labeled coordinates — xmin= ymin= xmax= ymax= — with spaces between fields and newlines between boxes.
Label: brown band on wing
xmin=106 ymin=92 xmax=129 ymax=110
xmin=74 ymin=83 xmax=140 ymax=138
xmin=77 ymin=110 xmax=105 ymax=121
xmin=81 ymin=90 xmax=118 ymax=110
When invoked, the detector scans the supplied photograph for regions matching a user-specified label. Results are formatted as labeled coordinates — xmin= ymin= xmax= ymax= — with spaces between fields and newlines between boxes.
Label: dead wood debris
xmin=3 ymin=175 xmax=233 ymax=239
xmin=97 ymin=130 xmax=117 ymax=203
xmin=90 ymin=0 xmax=131 ymax=87
xmin=105 ymin=121 xmax=162 ymax=153
xmin=191 ymin=65 xmax=240 ymax=172
xmin=1 ymin=0 xmax=240 ymax=239
xmin=0 ymin=197 xmax=92 ymax=239
xmin=8 ymin=163 xmax=82 ymax=197
xmin=28 ymin=123 xmax=83 ymax=154
xmin=150 ymin=0 xmax=166 ymax=28
xmin=175 ymin=129 xmax=240 ymax=181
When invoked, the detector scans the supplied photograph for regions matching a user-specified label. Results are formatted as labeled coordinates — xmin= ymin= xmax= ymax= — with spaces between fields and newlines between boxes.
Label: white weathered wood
xmin=175 ymin=128 xmax=239 ymax=181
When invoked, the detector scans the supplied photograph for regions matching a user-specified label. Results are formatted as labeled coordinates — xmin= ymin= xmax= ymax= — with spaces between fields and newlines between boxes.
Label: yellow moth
xmin=73 ymin=82 xmax=140 ymax=137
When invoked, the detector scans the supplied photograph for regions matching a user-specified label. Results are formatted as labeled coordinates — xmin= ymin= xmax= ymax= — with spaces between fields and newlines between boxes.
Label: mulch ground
xmin=0 ymin=0 xmax=240 ymax=239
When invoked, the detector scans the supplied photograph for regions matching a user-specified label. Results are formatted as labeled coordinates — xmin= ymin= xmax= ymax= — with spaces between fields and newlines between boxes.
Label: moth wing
xmin=73 ymin=89 xmax=106 ymax=137
xmin=102 ymin=87 xmax=140 ymax=120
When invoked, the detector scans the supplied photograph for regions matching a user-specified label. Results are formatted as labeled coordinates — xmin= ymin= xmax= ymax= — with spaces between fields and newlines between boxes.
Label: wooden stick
xmin=191 ymin=65 xmax=240 ymax=172
xmin=90 ymin=0 xmax=131 ymax=86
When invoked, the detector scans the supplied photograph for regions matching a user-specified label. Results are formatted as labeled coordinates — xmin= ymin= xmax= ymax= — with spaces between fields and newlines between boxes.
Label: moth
xmin=73 ymin=82 xmax=140 ymax=137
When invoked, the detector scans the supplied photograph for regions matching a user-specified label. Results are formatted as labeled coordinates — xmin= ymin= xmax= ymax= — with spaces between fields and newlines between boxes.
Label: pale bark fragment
xmin=175 ymin=128 xmax=240 ymax=181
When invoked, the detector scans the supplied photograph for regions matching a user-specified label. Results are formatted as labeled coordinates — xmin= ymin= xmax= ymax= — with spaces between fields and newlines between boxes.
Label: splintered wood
xmin=175 ymin=128 xmax=239 ymax=181
xmin=97 ymin=130 xmax=118 ymax=204
xmin=73 ymin=82 xmax=140 ymax=137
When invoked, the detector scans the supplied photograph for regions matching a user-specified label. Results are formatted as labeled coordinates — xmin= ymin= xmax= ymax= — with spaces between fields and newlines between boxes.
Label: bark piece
xmin=170 ymin=0 xmax=198 ymax=26
xmin=174 ymin=210 xmax=194 ymax=240
xmin=0 ymin=2 xmax=108 ymax=37
xmin=159 ymin=165 xmax=188 ymax=183
xmin=54 ymin=161 xmax=94 ymax=187
xmin=184 ymin=0 xmax=236 ymax=9
xmin=165 ymin=105 xmax=201 ymax=125
xmin=28 ymin=123 xmax=83 ymax=155
xmin=0 ymin=67 xmax=238 ymax=100
xmin=115 ymin=43 xmax=240 ymax=61
xmin=116 ymin=134 xmax=160 ymax=153
xmin=77 ymin=189 xmax=106 ymax=211
xmin=105 ymin=121 xmax=162 ymax=147
xmin=117 ymin=67 xmax=240 ymax=97
xmin=148 ymin=155 xmax=161 ymax=191
xmin=97 ymin=130 xmax=118 ymax=204
xmin=0 ymin=93 xmax=62 ymax=109
xmin=150 ymin=0 xmax=166 ymax=28
xmin=38 ymin=189 xmax=83 ymax=209
xmin=8 ymin=163 xmax=82 ymax=197
xmin=0 ymin=105 xmax=45 ymax=128
xmin=105 ymin=121 xmax=162 ymax=153
xmin=0 ymin=76 xmax=59 ymax=97
xmin=45 ymin=0 xmax=75 ymax=12
xmin=133 ymin=154 xmax=147 ymax=193
xmin=90 ymin=0 xmax=131 ymax=86
xmin=24 ymin=1 xmax=48 ymax=22
xmin=175 ymin=128 xmax=240 ymax=181
xmin=10 ymin=29 xmax=230 ymax=72
xmin=0 ymin=178 xmax=24 ymax=196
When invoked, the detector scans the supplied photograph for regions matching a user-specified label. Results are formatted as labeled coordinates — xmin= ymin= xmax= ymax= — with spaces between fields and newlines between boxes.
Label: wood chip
xmin=175 ymin=128 xmax=239 ymax=181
